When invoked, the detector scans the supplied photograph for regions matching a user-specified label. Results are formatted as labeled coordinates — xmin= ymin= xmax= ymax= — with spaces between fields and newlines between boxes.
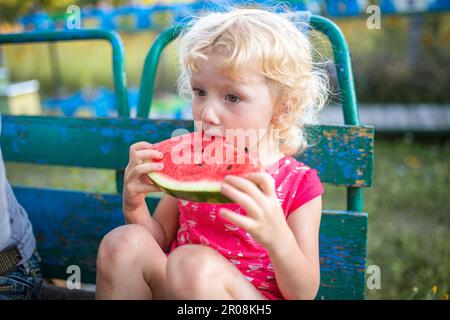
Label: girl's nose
xmin=201 ymin=101 xmax=221 ymax=126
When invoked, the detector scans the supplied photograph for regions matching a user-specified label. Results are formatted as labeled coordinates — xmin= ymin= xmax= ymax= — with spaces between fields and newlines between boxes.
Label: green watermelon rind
xmin=148 ymin=172 xmax=234 ymax=203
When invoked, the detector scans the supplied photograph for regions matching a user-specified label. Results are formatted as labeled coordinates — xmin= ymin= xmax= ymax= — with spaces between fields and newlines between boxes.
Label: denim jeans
xmin=0 ymin=250 xmax=43 ymax=300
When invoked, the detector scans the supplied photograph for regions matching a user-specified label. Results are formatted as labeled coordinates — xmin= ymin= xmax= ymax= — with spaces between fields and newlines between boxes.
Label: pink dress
xmin=168 ymin=155 xmax=324 ymax=300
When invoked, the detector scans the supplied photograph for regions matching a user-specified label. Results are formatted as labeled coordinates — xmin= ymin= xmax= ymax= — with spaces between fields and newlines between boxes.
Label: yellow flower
xmin=442 ymin=293 xmax=448 ymax=300
xmin=431 ymin=286 xmax=437 ymax=295
xmin=405 ymin=155 xmax=421 ymax=169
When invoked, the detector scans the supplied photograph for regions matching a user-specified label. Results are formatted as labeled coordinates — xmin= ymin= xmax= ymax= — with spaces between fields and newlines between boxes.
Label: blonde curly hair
xmin=176 ymin=7 xmax=329 ymax=156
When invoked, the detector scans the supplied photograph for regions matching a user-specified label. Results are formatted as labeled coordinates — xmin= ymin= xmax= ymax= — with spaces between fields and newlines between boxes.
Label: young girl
xmin=96 ymin=7 xmax=328 ymax=300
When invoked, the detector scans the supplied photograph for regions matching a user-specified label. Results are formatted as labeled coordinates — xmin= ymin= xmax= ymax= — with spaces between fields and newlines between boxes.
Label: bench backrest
xmin=2 ymin=114 xmax=373 ymax=299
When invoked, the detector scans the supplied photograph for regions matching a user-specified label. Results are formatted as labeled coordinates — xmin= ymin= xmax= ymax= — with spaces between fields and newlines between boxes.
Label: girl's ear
xmin=284 ymin=95 xmax=299 ymax=110
xmin=278 ymin=96 xmax=295 ymax=115
xmin=271 ymin=88 xmax=296 ymax=122
xmin=289 ymin=96 xmax=299 ymax=108
xmin=271 ymin=93 xmax=301 ymax=125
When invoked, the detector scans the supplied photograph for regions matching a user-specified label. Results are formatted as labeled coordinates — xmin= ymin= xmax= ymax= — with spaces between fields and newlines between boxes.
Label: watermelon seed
xmin=226 ymin=165 xmax=233 ymax=170
xmin=244 ymin=147 xmax=248 ymax=153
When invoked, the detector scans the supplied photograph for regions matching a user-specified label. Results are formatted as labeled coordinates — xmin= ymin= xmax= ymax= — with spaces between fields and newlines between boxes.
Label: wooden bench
xmin=0 ymin=14 xmax=374 ymax=299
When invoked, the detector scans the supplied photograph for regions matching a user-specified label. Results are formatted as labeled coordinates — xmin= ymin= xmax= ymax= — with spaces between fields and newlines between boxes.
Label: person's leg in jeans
xmin=0 ymin=250 xmax=43 ymax=300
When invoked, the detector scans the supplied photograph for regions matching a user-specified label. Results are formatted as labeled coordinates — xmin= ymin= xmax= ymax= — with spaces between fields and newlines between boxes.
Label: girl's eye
xmin=193 ymin=88 xmax=206 ymax=97
xmin=225 ymin=94 xmax=240 ymax=103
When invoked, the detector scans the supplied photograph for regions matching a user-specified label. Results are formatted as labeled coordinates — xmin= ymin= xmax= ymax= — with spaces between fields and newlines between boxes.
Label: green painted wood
xmin=309 ymin=15 xmax=359 ymax=126
xmin=315 ymin=210 xmax=367 ymax=300
xmin=14 ymin=187 xmax=367 ymax=299
xmin=1 ymin=115 xmax=374 ymax=187
xmin=348 ymin=186 xmax=364 ymax=212
xmin=137 ymin=25 xmax=182 ymax=118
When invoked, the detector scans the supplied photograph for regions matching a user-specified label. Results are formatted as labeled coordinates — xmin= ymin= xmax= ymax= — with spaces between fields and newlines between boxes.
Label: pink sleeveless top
xmin=169 ymin=155 xmax=324 ymax=300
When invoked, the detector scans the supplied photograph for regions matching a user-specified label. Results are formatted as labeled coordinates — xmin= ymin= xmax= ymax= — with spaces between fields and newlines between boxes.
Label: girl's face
xmin=190 ymin=54 xmax=276 ymax=153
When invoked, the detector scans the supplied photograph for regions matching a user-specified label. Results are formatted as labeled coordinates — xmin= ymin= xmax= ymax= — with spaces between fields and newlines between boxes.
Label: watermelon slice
xmin=147 ymin=131 xmax=264 ymax=203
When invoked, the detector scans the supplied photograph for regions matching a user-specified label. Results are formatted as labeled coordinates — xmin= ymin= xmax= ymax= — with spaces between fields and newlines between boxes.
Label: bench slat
xmin=2 ymin=115 xmax=374 ymax=187
xmin=14 ymin=186 xmax=367 ymax=300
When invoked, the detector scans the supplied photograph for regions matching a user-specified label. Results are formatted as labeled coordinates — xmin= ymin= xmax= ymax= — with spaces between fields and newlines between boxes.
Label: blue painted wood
xmin=316 ymin=210 xmax=367 ymax=299
xmin=14 ymin=187 xmax=125 ymax=283
xmin=3 ymin=110 xmax=371 ymax=298
xmin=14 ymin=187 xmax=367 ymax=299
xmin=1 ymin=115 xmax=374 ymax=187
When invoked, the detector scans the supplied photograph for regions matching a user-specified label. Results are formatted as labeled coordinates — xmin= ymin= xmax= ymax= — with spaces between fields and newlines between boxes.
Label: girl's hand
xmin=123 ymin=141 xmax=164 ymax=213
xmin=219 ymin=172 xmax=290 ymax=251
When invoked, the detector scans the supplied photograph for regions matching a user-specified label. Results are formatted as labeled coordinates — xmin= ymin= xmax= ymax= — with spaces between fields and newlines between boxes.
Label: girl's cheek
xmin=191 ymin=101 xmax=202 ymax=119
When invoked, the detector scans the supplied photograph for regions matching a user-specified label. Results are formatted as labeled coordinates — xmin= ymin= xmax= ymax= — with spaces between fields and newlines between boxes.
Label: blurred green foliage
xmin=336 ymin=14 xmax=450 ymax=103
xmin=0 ymin=0 xmax=129 ymax=22
xmin=0 ymin=0 xmax=74 ymax=22
xmin=2 ymin=13 xmax=449 ymax=103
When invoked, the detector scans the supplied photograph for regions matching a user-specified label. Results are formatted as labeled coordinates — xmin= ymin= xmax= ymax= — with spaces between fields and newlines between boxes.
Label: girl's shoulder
xmin=267 ymin=154 xmax=313 ymax=180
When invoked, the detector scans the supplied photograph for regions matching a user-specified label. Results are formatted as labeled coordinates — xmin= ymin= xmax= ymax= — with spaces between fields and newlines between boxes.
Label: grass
xmin=365 ymin=137 xmax=449 ymax=300
xmin=5 ymin=137 xmax=449 ymax=300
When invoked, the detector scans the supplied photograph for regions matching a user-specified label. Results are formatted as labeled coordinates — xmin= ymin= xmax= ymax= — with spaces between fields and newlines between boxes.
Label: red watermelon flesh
xmin=148 ymin=131 xmax=264 ymax=203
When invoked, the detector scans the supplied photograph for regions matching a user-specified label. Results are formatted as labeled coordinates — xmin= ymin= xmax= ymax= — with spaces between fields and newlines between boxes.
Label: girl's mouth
xmin=202 ymin=128 xmax=224 ymax=139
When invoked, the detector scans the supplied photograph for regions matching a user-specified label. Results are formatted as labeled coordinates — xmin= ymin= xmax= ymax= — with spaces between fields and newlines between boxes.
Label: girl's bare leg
xmin=95 ymin=224 xmax=168 ymax=299
xmin=166 ymin=244 xmax=267 ymax=300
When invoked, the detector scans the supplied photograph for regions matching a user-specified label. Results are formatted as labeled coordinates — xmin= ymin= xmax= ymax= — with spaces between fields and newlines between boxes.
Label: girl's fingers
xmin=129 ymin=141 xmax=153 ymax=157
xmin=219 ymin=208 xmax=257 ymax=231
xmin=128 ymin=182 xmax=160 ymax=194
xmin=130 ymin=149 xmax=163 ymax=167
xmin=129 ymin=162 xmax=164 ymax=180
xmin=241 ymin=172 xmax=276 ymax=197
xmin=139 ymin=173 xmax=154 ymax=185
xmin=223 ymin=175 xmax=267 ymax=207
xmin=135 ymin=149 xmax=164 ymax=162
xmin=129 ymin=141 xmax=159 ymax=166
xmin=220 ymin=182 xmax=262 ymax=219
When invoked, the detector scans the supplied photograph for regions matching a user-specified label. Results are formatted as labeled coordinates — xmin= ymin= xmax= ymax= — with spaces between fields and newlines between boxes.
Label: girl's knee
xmin=166 ymin=245 xmax=219 ymax=295
xmin=97 ymin=224 xmax=155 ymax=269
xmin=168 ymin=244 xmax=217 ymax=270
